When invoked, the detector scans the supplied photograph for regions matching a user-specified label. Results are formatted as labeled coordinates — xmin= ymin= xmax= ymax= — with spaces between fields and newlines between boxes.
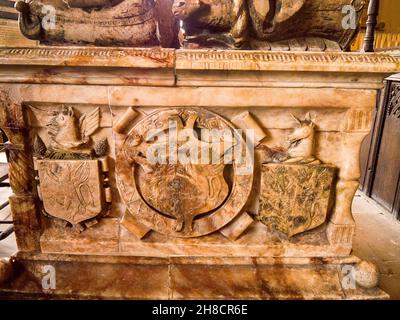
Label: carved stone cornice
xmin=175 ymin=50 xmax=400 ymax=73
xmin=0 ymin=47 xmax=175 ymax=69
xmin=0 ymin=48 xmax=398 ymax=74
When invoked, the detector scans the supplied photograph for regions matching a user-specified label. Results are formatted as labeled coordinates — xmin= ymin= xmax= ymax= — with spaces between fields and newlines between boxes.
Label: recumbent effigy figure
xmin=172 ymin=0 xmax=366 ymax=50
xmin=15 ymin=0 xmax=179 ymax=47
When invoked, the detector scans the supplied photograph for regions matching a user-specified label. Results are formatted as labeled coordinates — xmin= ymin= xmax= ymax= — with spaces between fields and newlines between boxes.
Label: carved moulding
xmin=115 ymin=108 xmax=254 ymax=238
xmin=33 ymin=106 xmax=111 ymax=231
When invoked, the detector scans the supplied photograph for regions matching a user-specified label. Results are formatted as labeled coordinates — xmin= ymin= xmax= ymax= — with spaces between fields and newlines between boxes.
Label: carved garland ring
xmin=115 ymin=108 xmax=254 ymax=238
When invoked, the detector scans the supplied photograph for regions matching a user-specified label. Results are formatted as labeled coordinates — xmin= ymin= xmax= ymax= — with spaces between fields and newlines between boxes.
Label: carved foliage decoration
xmin=116 ymin=108 xmax=254 ymax=238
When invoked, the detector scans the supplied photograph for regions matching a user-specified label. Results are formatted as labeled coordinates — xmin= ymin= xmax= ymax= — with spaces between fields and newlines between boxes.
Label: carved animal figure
xmin=47 ymin=106 xmax=100 ymax=152
xmin=285 ymin=113 xmax=319 ymax=164
xmin=137 ymin=162 xmax=228 ymax=233
xmin=124 ymin=111 xmax=231 ymax=233
xmin=15 ymin=0 xmax=179 ymax=47
xmin=172 ymin=0 xmax=365 ymax=50
xmin=258 ymin=113 xmax=320 ymax=164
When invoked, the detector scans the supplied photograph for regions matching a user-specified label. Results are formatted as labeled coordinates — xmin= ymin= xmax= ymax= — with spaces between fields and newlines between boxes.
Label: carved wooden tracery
xmin=388 ymin=83 xmax=400 ymax=118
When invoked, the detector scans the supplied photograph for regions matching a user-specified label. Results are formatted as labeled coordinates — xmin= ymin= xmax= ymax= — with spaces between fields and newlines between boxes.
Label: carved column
xmin=327 ymin=107 xmax=375 ymax=247
xmin=0 ymin=88 xmax=40 ymax=252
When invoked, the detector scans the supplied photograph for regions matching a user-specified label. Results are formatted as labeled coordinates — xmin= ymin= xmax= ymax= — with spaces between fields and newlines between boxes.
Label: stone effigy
xmin=172 ymin=0 xmax=366 ymax=50
xmin=15 ymin=0 xmax=365 ymax=50
xmin=15 ymin=0 xmax=179 ymax=47
xmin=0 ymin=1 xmax=399 ymax=300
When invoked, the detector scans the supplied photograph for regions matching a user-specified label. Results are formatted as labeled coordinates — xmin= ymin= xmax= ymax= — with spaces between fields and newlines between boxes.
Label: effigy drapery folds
xmin=0 ymin=0 xmax=399 ymax=299
xmin=15 ymin=0 xmax=365 ymax=50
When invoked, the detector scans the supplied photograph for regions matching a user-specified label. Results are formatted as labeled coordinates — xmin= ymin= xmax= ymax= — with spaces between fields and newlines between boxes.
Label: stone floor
xmin=1 ymin=151 xmax=399 ymax=299
xmin=352 ymin=192 xmax=400 ymax=300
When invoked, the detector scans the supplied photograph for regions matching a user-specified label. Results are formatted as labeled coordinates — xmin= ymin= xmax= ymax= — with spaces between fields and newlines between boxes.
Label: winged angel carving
xmin=47 ymin=106 xmax=100 ymax=152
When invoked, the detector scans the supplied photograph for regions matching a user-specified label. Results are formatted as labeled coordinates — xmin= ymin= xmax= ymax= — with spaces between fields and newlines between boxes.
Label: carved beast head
xmin=47 ymin=106 xmax=78 ymax=142
xmin=172 ymin=0 xmax=204 ymax=19
xmin=54 ymin=106 xmax=75 ymax=127
xmin=288 ymin=113 xmax=315 ymax=144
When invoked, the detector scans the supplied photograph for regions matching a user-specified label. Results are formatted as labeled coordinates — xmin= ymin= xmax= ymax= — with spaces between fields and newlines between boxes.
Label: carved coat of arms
xmin=259 ymin=163 xmax=336 ymax=237
xmin=33 ymin=106 xmax=111 ymax=230
xmin=37 ymin=159 xmax=103 ymax=225
xmin=115 ymin=109 xmax=254 ymax=238
xmin=137 ymin=162 xmax=229 ymax=233
xmin=257 ymin=113 xmax=336 ymax=237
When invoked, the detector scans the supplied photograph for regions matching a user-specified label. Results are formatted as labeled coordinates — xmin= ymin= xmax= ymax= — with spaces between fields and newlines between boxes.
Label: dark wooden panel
xmin=394 ymin=181 xmax=400 ymax=220
xmin=0 ymin=0 xmax=15 ymax=8
xmin=0 ymin=0 xmax=17 ymax=20
xmin=371 ymin=81 xmax=400 ymax=213
xmin=359 ymin=127 xmax=373 ymax=190
xmin=0 ymin=11 xmax=17 ymax=20
xmin=362 ymin=85 xmax=389 ymax=196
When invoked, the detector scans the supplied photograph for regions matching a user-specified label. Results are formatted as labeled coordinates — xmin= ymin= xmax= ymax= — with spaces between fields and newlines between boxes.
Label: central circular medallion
xmin=116 ymin=108 xmax=253 ymax=238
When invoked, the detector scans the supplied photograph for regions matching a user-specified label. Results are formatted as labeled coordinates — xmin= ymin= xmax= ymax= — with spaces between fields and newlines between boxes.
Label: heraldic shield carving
xmin=33 ymin=106 xmax=111 ymax=230
xmin=37 ymin=160 xmax=104 ymax=225
xmin=116 ymin=109 xmax=254 ymax=238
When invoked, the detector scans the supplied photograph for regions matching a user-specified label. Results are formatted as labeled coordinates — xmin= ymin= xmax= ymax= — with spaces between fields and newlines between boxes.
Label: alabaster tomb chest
xmin=0 ymin=0 xmax=399 ymax=300
xmin=0 ymin=47 xmax=398 ymax=299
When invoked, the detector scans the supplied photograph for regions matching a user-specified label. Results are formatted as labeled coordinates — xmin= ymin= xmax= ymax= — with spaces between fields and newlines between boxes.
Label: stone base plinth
xmin=0 ymin=253 xmax=389 ymax=300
